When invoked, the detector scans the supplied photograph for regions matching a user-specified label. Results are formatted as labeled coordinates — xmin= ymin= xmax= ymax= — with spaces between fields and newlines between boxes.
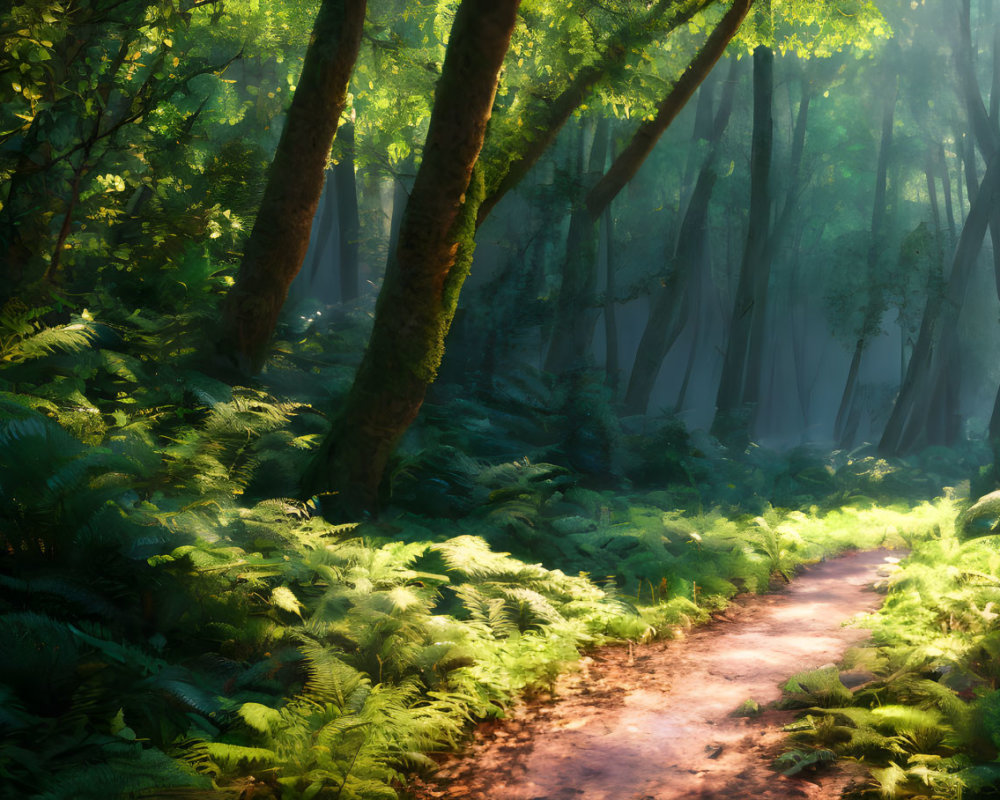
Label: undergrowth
xmin=776 ymin=510 xmax=1000 ymax=799
xmin=0 ymin=306 xmax=988 ymax=799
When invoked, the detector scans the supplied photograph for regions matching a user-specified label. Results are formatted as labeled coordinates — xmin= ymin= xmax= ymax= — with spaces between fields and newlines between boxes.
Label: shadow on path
xmin=409 ymin=550 xmax=897 ymax=800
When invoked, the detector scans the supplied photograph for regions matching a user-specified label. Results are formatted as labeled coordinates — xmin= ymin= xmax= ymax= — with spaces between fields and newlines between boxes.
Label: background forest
xmin=6 ymin=0 xmax=1000 ymax=798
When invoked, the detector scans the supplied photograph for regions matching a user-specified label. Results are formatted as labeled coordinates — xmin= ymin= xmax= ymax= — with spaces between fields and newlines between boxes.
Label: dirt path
xmin=410 ymin=549 xmax=897 ymax=800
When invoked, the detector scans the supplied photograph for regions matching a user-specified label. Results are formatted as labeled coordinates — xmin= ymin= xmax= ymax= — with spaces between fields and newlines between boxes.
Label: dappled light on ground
xmin=412 ymin=550 xmax=894 ymax=800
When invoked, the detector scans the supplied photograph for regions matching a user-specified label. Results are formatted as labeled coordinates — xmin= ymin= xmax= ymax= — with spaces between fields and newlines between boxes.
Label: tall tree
xmin=334 ymin=122 xmax=362 ymax=303
xmin=880 ymin=0 xmax=1000 ymax=455
xmin=833 ymin=75 xmax=897 ymax=449
xmin=544 ymin=0 xmax=755 ymax=376
xmin=304 ymin=0 xmax=521 ymax=514
xmin=218 ymin=0 xmax=366 ymax=372
xmin=543 ymin=115 xmax=610 ymax=374
xmin=711 ymin=41 xmax=774 ymax=443
xmin=623 ymin=56 xmax=740 ymax=415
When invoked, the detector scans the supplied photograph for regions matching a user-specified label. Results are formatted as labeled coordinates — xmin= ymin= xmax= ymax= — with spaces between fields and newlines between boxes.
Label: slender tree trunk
xmin=603 ymin=168 xmax=620 ymax=393
xmin=218 ymin=0 xmax=366 ymax=372
xmin=711 ymin=44 xmax=774 ymax=444
xmin=335 ymin=122 xmax=361 ymax=302
xmin=304 ymin=170 xmax=339 ymax=286
xmin=941 ymin=145 xmax=958 ymax=245
xmin=622 ymin=59 xmax=738 ymax=415
xmin=304 ymin=0 xmax=521 ymax=513
xmin=387 ymin=166 xmax=410 ymax=271
xmin=674 ymin=264 xmax=704 ymax=414
xmin=544 ymin=116 xmax=609 ymax=374
xmin=787 ymin=228 xmax=812 ymax=435
xmin=926 ymin=150 xmax=942 ymax=235
xmin=880 ymin=151 xmax=1000 ymax=455
xmin=833 ymin=82 xmax=895 ymax=449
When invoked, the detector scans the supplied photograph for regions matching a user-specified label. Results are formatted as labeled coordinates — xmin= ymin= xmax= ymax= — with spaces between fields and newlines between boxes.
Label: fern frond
xmin=499 ymin=586 xmax=565 ymax=628
xmin=434 ymin=535 xmax=545 ymax=582
xmin=453 ymin=584 xmax=518 ymax=637
xmin=293 ymin=635 xmax=369 ymax=710
xmin=34 ymin=744 xmax=209 ymax=800
xmin=4 ymin=320 xmax=95 ymax=364
xmin=237 ymin=702 xmax=283 ymax=734
xmin=0 ymin=390 xmax=59 ymax=414
xmin=202 ymin=742 xmax=276 ymax=769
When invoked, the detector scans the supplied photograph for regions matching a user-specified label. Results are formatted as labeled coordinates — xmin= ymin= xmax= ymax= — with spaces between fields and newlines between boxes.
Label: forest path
xmin=409 ymin=549 xmax=897 ymax=800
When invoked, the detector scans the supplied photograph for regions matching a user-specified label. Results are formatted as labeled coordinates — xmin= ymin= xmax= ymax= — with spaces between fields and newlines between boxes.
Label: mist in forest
xmin=276 ymin=0 xmax=1000 ymax=468
xmin=12 ymin=1 xmax=1000 ymax=797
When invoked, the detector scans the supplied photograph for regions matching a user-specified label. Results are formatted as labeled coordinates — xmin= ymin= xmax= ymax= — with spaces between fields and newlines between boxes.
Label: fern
xmin=32 ymin=745 xmax=210 ymax=800
xmin=0 ymin=313 xmax=95 ymax=365
xmin=453 ymin=584 xmax=518 ymax=638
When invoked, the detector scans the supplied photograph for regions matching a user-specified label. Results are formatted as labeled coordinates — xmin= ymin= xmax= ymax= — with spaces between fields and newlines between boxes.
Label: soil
xmin=409 ymin=549 xmax=898 ymax=800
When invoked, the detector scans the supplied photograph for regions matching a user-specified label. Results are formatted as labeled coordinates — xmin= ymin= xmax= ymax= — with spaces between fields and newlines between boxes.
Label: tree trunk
xmin=544 ymin=116 xmax=609 ymax=375
xmin=623 ymin=57 xmax=739 ymax=415
xmin=788 ymin=226 xmax=817 ymax=437
xmin=673 ymin=262 xmax=705 ymax=414
xmin=335 ymin=122 xmax=361 ymax=302
xmin=304 ymin=0 xmax=521 ymax=514
xmin=218 ymin=0 xmax=366 ymax=372
xmin=880 ymin=151 xmax=1000 ymax=455
xmin=296 ymin=169 xmax=337 ymax=297
xmin=544 ymin=0 xmax=752 ymax=377
xmin=940 ymin=145 xmax=957 ymax=245
xmin=833 ymin=81 xmax=895 ymax=449
xmin=711 ymin=44 xmax=774 ymax=444
xmin=603 ymin=164 xmax=620 ymax=393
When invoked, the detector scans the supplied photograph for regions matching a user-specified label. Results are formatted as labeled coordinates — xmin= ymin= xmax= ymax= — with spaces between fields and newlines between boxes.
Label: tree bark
xmin=623 ymin=56 xmax=740 ymax=415
xmin=604 ymin=143 xmax=620 ymax=393
xmin=940 ymin=145 xmax=957 ymax=245
xmin=335 ymin=122 xmax=361 ymax=302
xmin=476 ymin=0 xmax=718 ymax=226
xmin=305 ymin=171 xmax=338 ymax=287
xmin=304 ymin=0 xmax=521 ymax=514
xmin=218 ymin=0 xmax=366 ymax=372
xmin=544 ymin=116 xmax=609 ymax=374
xmin=711 ymin=44 xmax=774 ymax=444
xmin=833 ymin=81 xmax=895 ymax=449
xmin=880 ymin=151 xmax=1000 ymax=455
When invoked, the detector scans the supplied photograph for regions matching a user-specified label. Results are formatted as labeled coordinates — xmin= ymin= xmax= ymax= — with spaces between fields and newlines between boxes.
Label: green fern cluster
xmin=777 ymin=505 xmax=1000 ymax=799
xmin=0 ymin=302 xmax=987 ymax=800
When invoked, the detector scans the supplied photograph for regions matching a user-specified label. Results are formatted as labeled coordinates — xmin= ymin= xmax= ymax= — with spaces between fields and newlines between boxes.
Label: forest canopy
xmin=5 ymin=0 xmax=1000 ymax=798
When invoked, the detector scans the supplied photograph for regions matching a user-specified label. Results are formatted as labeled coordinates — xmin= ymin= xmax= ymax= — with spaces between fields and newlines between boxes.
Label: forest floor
xmin=409 ymin=549 xmax=899 ymax=800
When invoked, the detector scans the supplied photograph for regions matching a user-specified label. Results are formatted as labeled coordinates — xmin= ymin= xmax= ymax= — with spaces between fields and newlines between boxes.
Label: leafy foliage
xmin=777 ymin=508 xmax=1000 ymax=799
xmin=0 ymin=296 xmax=974 ymax=800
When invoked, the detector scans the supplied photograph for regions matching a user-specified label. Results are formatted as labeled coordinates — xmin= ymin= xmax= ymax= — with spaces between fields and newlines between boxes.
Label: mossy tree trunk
xmin=218 ymin=0 xmax=366 ymax=372
xmin=304 ymin=0 xmax=521 ymax=514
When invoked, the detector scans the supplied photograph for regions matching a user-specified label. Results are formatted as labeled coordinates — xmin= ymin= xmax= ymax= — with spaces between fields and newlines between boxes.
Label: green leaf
xmin=271 ymin=585 xmax=304 ymax=617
